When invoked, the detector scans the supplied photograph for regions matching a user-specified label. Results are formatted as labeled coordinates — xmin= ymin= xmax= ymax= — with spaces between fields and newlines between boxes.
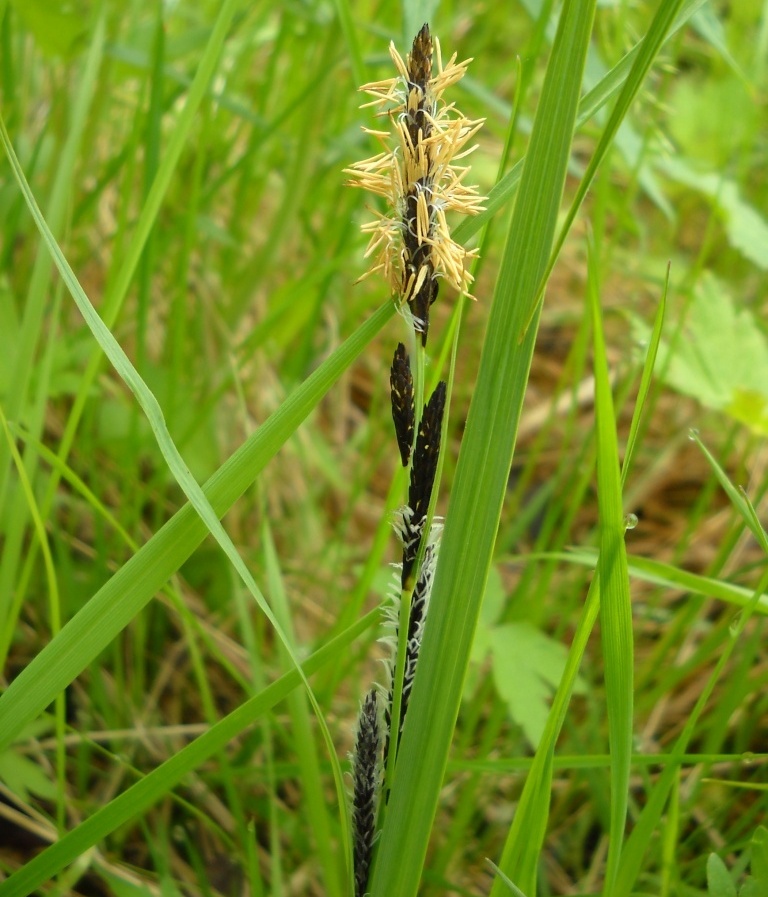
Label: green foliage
xmin=660 ymin=160 xmax=768 ymax=271
xmin=0 ymin=0 xmax=765 ymax=895
xmin=707 ymin=854 xmax=738 ymax=897
xmin=707 ymin=827 xmax=768 ymax=897
xmin=632 ymin=274 xmax=768 ymax=433
xmin=10 ymin=0 xmax=93 ymax=57
xmin=470 ymin=566 xmax=586 ymax=748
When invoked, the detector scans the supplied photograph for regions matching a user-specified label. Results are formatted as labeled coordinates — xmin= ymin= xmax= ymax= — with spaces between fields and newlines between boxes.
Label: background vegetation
xmin=0 ymin=0 xmax=767 ymax=895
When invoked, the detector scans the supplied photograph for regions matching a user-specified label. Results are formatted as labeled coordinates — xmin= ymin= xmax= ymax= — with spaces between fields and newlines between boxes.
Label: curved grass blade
xmin=0 ymin=292 xmax=393 ymax=756
xmin=0 ymin=117 xmax=381 ymax=890
xmin=0 ymin=609 xmax=379 ymax=897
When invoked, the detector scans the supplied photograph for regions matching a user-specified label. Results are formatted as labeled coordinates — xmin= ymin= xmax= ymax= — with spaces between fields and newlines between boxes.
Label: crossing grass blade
xmin=544 ymin=548 xmax=768 ymax=614
xmin=366 ymin=2 xmax=596 ymax=895
xmin=588 ymin=246 xmax=634 ymax=895
xmin=0 ymin=609 xmax=379 ymax=897
xmin=0 ymin=109 xmax=397 ymax=888
xmin=486 ymin=272 xmax=748 ymax=893
xmin=611 ymin=563 xmax=768 ymax=896
xmin=0 ymin=295 xmax=393 ymax=758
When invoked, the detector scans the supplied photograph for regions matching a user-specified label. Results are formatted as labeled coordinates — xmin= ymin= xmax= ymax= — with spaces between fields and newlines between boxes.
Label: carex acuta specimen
xmin=348 ymin=25 xmax=479 ymax=895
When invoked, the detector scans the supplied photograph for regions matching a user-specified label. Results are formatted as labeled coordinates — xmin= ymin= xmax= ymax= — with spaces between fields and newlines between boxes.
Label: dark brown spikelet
xmin=401 ymin=381 xmax=447 ymax=587
xmin=390 ymin=343 xmax=415 ymax=467
xmin=352 ymin=689 xmax=382 ymax=897
xmin=402 ymin=24 xmax=439 ymax=345
xmin=408 ymin=24 xmax=432 ymax=100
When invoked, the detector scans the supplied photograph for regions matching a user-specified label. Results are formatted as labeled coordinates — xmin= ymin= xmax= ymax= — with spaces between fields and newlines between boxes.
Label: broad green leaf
xmin=0 ymin=749 xmax=58 ymax=802
xmin=632 ymin=274 xmax=768 ymax=433
xmin=469 ymin=568 xmax=586 ymax=748
xmin=667 ymin=75 xmax=754 ymax=167
xmin=10 ymin=0 xmax=93 ymax=58
xmin=487 ymin=622 xmax=585 ymax=749
xmin=707 ymin=853 xmax=738 ymax=897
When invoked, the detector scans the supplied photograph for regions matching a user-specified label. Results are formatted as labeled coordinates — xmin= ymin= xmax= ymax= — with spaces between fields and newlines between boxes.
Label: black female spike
xmin=401 ymin=380 xmax=446 ymax=588
xmin=390 ymin=343 xmax=415 ymax=467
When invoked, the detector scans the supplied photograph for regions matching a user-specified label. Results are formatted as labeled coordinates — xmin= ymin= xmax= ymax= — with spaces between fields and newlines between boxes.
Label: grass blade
xmin=0 ymin=298 xmax=392 ymax=756
xmin=621 ymin=267 xmax=668 ymax=487
xmin=588 ymin=246 xmax=634 ymax=895
xmin=0 ymin=610 xmax=378 ymax=897
xmin=367 ymin=3 xmax=596 ymax=895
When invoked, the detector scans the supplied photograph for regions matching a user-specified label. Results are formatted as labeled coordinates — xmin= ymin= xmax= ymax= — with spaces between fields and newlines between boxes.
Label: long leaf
xmin=0 ymin=297 xmax=393 ymax=756
xmin=589 ymin=247 xmax=634 ymax=895
xmin=0 ymin=610 xmax=378 ymax=897
xmin=367 ymin=2 xmax=596 ymax=895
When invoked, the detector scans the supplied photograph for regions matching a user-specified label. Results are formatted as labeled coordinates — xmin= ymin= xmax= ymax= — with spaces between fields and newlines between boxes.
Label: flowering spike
xmin=382 ymin=523 xmax=442 ymax=770
xmin=400 ymin=380 xmax=446 ymax=587
xmin=351 ymin=689 xmax=382 ymax=897
xmin=345 ymin=24 xmax=485 ymax=345
xmin=390 ymin=343 xmax=415 ymax=467
xmin=398 ymin=539 xmax=438 ymax=737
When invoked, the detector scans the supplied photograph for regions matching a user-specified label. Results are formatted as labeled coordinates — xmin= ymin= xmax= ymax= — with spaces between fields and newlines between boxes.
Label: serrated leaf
xmin=707 ymin=853 xmax=738 ymax=897
xmin=631 ymin=273 xmax=768 ymax=433
xmin=488 ymin=622 xmax=585 ymax=748
xmin=466 ymin=566 xmax=508 ymax=698
xmin=481 ymin=564 xmax=508 ymax=628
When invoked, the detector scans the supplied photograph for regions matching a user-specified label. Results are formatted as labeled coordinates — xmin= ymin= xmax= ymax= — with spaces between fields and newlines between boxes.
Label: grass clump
xmin=0 ymin=3 xmax=767 ymax=896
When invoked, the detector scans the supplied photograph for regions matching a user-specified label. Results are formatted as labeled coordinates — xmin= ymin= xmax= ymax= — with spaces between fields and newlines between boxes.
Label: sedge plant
xmin=0 ymin=3 xmax=766 ymax=896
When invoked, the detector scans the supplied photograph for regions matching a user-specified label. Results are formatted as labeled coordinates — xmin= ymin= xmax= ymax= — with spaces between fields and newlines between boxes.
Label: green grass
xmin=1 ymin=1 xmax=767 ymax=896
